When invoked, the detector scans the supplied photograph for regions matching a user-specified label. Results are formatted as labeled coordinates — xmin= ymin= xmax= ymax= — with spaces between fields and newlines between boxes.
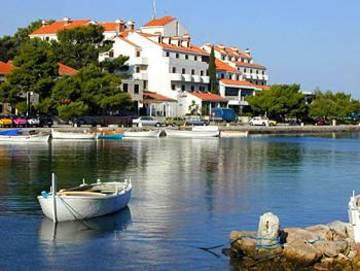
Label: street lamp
xmin=26 ymin=91 xmax=34 ymax=117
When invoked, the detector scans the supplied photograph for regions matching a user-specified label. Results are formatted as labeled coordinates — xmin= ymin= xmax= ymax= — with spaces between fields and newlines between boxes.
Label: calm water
xmin=1 ymin=134 xmax=360 ymax=270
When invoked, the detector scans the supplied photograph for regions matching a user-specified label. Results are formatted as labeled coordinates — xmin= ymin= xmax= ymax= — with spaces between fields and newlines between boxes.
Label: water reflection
xmin=38 ymin=207 xmax=132 ymax=243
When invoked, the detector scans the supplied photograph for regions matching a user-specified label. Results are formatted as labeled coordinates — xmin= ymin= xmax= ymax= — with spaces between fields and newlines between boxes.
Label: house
xmin=30 ymin=17 xmax=135 ymax=41
xmin=143 ymin=91 xmax=177 ymax=117
xmin=202 ymin=43 xmax=268 ymax=86
xmin=0 ymin=61 xmax=15 ymax=114
xmin=177 ymin=91 xmax=227 ymax=116
xmin=100 ymin=16 xmax=210 ymax=117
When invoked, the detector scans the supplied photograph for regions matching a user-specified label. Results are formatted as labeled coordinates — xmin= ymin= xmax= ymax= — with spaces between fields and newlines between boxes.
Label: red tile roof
xmin=58 ymin=63 xmax=78 ymax=76
xmin=31 ymin=19 xmax=125 ymax=35
xmin=214 ymin=45 xmax=251 ymax=59
xmin=144 ymin=16 xmax=176 ymax=27
xmin=235 ymin=61 xmax=266 ymax=70
xmin=31 ymin=20 xmax=91 ymax=35
xmin=215 ymin=59 xmax=238 ymax=73
xmin=143 ymin=91 xmax=176 ymax=102
xmin=220 ymin=79 xmax=258 ymax=88
xmin=191 ymin=91 xmax=227 ymax=102
xmin=0 ymin=61 xmax=14 ymax=75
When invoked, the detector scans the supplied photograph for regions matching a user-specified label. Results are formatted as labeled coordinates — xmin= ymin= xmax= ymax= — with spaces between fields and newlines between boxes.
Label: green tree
xmin=57 ymin=101 xmax=89 ymax=120
xmin=309 ymin=91 xmax=355 ymax=120
xmin=208 ymin=46 xmax=218 ymax=94
xmin=99 ymin=55 xmax=129 ymax=74
xmin=0 ymin=20 xmax=44 ymax=62
xmin=0 ymin=38 xmax=58 ymax=109
xmin=53 ymin=25 xmax=112 ymax=69
xmin=247 ymin=84 xmax=307 ymax=121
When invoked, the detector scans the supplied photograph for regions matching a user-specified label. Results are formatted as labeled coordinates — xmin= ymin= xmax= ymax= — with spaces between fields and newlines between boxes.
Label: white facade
xmin=141 ymin=17 xmax=188 ymax=37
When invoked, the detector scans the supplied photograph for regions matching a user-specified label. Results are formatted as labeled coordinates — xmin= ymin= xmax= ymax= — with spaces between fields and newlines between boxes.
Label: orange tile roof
xmin=191 ymin=91 xmax=227 ymax=102
xmin=99 ymin=22 xmax=121 ymax=32
xmin=220 ymin=79 xmax=258 ymax=88
xmin=31 ymin=20 xmax=91 ymax=35
xmin=0 ymin=61 xmax=14 ymax=75
xmin=215 ymin=59 xmax=238 ymax=73
xmin=235 ymin=61 xmax=266 ymax=70
xmin=58 ymin=63 xmax=78 ymax=76
xmin=144 ymin=16 xmax=175 ymax=27
xmin=143 ymin=91 xmax=176 ymax=102
xmin=214 ymin=45 xmax=251 ymax=59
xmin=161 ymin=43 xmax=208 ymax=55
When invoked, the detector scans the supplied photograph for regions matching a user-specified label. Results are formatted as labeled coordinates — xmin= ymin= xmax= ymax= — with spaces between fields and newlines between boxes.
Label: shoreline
xmin=1 ymin=124 xmax=360 ymax=135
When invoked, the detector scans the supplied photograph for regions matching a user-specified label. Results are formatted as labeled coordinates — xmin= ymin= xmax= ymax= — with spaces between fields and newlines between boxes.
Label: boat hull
xmin=0 ymin=134 xmax=50 ymax=142
xmin=124 ymin=130 xmax=161 ymax=138
xmin=97 ymin=134 xmax=124 ymax=140
xmin=52 ymin=130 xmax=96 ymax=140
xmin=38 ymin=184 xmax=132 ymax=222
xmin=165 ymin=129 xmax=219 ymax=138
xmin=220 ymin=131 xmax=249 ymax=138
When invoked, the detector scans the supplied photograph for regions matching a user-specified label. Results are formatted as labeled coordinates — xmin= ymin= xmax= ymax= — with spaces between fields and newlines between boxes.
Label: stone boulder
xmin=328 ymin=221 xmax=353 ymax=240
xmin=230 ymin=231 xmax=257 ymax=258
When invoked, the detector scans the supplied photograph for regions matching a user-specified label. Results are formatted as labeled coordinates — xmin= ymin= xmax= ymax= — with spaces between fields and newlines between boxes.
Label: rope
xmin=231 ymin=234 xmax=282 ymax=249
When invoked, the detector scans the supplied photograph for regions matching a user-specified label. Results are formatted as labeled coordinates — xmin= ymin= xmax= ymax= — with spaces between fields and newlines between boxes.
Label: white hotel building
xmin=30 ymin=16 xmax=269 ymax=117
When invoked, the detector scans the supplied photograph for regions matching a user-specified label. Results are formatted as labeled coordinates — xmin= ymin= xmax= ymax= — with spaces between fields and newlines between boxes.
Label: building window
xmin=134 ymin=84 xmax=139 ymax=94
xmin=181 ymin=85 xmax=186 ymax=91
xmin=136 ymin=66 xmax=140 ymax=73
xmin=244 ymin=68 xmax=247 ymax=73
xmin=136 ymin=51 xmax=141 ymax=57
xmin=250 ymin=69 xmax=253 ymax=73
xmin=221 ymin=73 xmax=225 ymax=79
xmin=200 ymin=70 xmax=204 ymax=76
xmin=171 ymin=84 xmax=176 ymax=90
xmin=191 ymin=69 xmax=195 ymax=75
xmin=166 ymin=52 xmax=170 ymax=57
xmin=123 ymin=83 xmax=128 ymax=92
xmin=172 ymin=67 xmax=176 ymax=73
xmin=262 ymin=71 xmax=265 ymax=75
xmin=191 ymin=85 xmax=195 ymax=91
xmin=228 ymin=74 xmax=232 ymax=79
xmin=176 ymin=53 xmax=179 ymax=58
xmin=206 ymin=70 xmax=209 ymax=76
xmin=143 ymin=80 xmax=147 ymax=90
xmin=256 ymin=70 xmax=258 ymax=74
xmin=182 ymin=68 xmax=186 ymax=74
xmin=185 ymin=54 xmax=189 ymax=60
xmin=221 ymin=55 xmax=225 ymax=60
xmin=109 ymin=51 xmax=114 ymax=58
xmin=194 ymin=56 xmax=198 ymax=61
xmin=199 ymin=86 xmax=205 ymax=91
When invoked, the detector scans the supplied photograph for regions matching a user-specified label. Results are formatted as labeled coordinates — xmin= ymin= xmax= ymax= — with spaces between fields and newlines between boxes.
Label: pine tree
xmin=208 ymin=46 xmax=218 ymax=94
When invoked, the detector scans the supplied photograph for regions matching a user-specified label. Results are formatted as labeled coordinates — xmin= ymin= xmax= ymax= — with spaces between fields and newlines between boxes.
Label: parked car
xmin=38 ymin=116 xmax=53 ymax=128
xmin=249 ymin=116 xmax=277 ymax=126
xmin=0 ymin=115 xmax=13 ymax=127
xmin=132 ymin=116 xmax=161 ymax=127
xmin=71 ymin=116 xmax=98 ymax=127
xmin=211 ymin=108 xmax=237 ymax=122
xmin=27 ymin=116 xmax=40 ymax=127
xmin=185 ymin=115 xmax=207 ymax=126
xmin=11 ymin=116 xmax=28 ymax=127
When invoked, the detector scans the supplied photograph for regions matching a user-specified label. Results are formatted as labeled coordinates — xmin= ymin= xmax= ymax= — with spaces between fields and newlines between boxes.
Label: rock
xmin=312 ymin=240 xmax=348 ymax=258
xmin=230 ymin=231 xmax=257 ymax=258
xmin=328 ymin=221 xmax=353 ymax=240
xmin=306 ymin=224 xmax=333 ymax=240
xmin=256 ymin=212 xmax=280 ymax=249
xmin=283 ymin=241 xmax=322 ymax=266
xmin=285 ymin=227 xmax=319 ymax=244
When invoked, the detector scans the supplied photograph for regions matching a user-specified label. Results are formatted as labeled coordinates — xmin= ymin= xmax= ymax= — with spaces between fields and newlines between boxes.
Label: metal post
xmin=51 ymin=173 xmax=57 ymax=223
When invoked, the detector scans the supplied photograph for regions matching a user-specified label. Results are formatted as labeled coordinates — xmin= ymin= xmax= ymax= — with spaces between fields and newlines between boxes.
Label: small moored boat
xmin=0 ymin=129 xmax=50 ymax=142
xmin=124 ymin=129 xmax=162 ymax=138
xmin=165 ymin=126 xmax=219 ymax=138
xmin=348 ymin=191 xmax=360 ymax=244
xmin=51 ymin=129 xmax=97 ymax=140
xmin=38 ymin=174 xmax=132 ymax=222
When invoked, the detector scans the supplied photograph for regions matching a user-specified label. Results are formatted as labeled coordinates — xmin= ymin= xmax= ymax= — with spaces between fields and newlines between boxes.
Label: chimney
xmin=245 ymin=48 xmax=251 ymax=56
xmin=63 ymin=17 xmax=71 ymax=25
xmin=41 ymin=20 xmax=47 ymax=26
xmin=126 ymin=20 xmax=135 ymax=31
xmin=182 ymin=34 xmax=191 ymax=47
xmin=115 ymin=19 xmax=125 ymax=33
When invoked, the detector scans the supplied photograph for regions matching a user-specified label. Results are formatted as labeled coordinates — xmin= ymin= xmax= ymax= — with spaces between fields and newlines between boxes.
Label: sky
xmin=1 ymin=0 xmax=359 ymax=97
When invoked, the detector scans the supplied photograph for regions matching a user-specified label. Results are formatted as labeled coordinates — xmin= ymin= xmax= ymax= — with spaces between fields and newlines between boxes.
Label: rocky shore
xmin=226 ymin=213 xmax=360 ymax=271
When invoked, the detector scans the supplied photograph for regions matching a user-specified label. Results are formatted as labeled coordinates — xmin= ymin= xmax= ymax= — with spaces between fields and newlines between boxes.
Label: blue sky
xmin=1 ymin=0 xmax=359 ymax=96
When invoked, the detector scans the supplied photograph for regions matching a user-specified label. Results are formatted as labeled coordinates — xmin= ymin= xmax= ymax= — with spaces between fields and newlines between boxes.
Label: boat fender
xmin=41 ymin=191 xmax=49 ymax=199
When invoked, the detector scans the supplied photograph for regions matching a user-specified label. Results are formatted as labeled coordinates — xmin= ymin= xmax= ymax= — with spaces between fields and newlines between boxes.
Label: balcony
xmin=226 ymin=97 xmax=249 ymax=106
xmin=192 ymin=75 xmax=201 ymax=83
xmin=133 ymin=72 xmax=148 ymax=80
xmin=183 ymin=74 xmax=192 ymax=82
xmin=133 ymin=57 xmax=148 ymax=65
xmin=170 ymin=73 xmax=183 ymax=81
xmin=201 ymin=76 xmax=210 ymax=84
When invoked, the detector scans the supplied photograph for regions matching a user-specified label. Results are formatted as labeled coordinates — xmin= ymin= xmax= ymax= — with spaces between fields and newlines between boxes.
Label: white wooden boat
xmin=51 ymin=129 xmax=97 ymax=140
xmin=220 ymin=130 xmax=249 ymax=138
xmin=0 ymin=129 xmax=50 ymax=142
xmin=124 ymin=129 xmax=162 ymax=138
xmin=348 ymin=191 xmax=360 ymax=244
xmin=38 ymin=174 xmax=132 ymax=222
xmin=165 ymin=126 xmax=219 ymax=138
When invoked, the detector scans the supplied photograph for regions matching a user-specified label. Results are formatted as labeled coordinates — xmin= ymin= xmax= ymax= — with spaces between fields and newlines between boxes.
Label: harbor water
xmin=1 ymin=133 xmax=360 ymax=270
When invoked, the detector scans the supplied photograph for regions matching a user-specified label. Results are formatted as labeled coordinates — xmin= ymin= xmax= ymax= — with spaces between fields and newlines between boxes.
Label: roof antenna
xmin=152 ymin=0 xmax=157 ymax=19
